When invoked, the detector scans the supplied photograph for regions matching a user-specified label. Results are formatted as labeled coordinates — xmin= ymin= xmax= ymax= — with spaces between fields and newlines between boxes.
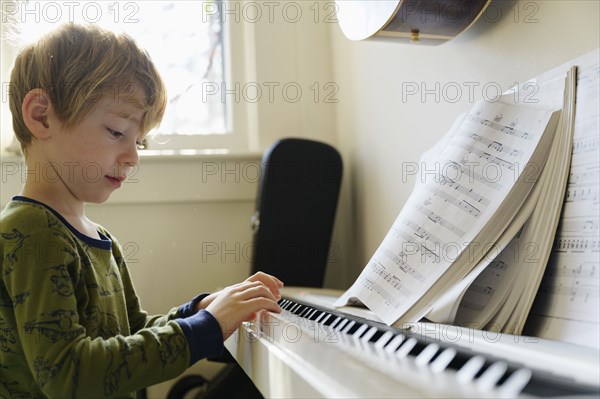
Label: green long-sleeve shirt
xmin=1 ymin=197 xmax=206 ymax=398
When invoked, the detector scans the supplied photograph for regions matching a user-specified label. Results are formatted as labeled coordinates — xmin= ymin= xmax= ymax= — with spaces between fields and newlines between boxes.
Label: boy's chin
xmin=86 ymin=192 xmax=113 ymax=204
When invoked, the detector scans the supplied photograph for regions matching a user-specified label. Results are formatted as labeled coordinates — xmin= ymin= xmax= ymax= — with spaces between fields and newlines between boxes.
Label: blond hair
xmin=9 ymin=23 xmax=167 ymax=151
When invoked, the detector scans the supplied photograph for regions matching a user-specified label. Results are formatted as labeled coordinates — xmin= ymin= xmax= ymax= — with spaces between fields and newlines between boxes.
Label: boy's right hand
xmin=205 ymin=280 xmax=282 ymax=340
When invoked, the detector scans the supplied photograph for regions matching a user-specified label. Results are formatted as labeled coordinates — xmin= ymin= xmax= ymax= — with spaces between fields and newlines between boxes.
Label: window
xmin=0 ymin=0 xmax=245 ymax=153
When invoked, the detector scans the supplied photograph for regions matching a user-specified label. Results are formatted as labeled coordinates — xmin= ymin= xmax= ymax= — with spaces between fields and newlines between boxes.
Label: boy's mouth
xmin=106 ymin=175 xmax=125 ymax=188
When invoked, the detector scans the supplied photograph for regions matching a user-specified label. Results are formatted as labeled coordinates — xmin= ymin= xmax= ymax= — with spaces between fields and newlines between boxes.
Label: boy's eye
xmin=107 ymin=128 xmax=124 ymax=138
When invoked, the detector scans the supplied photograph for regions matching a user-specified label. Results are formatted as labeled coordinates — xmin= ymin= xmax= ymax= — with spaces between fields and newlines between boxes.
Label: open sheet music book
xmin=335 ymin=58 xmax=585 ymax=336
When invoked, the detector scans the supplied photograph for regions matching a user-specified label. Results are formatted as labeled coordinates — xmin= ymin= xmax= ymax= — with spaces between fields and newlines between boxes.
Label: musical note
xmin=436 ymin=175 xmax=492 ymax=206
xmin=527 ymin=52 xmax=600 ymax=348
xmin=469 ymin=114 xmax=532 ymax=140
xmin=415 ymin=204 xmax=466 ymax=237
xmin=424 ymin=185 xmax=483 ymax=217
xmin=569 ymin=167 xmax=599 ymax=185
xmin=553 ymin=236 xmax=600 ymax=254
xmin=572 ymin=134 xmax=600 ymax=155
xmin=460 ymin=284 xmax=495 ymax=312
xmin=381 ymin=248 xmax=427 ymax=281
xmin=360 ymin=272 xmax=403 ymax=308
xmin=565 ymin=186 xmax=600 ymax=203
xmin=455 ymin=141 xmax=516 ymax=170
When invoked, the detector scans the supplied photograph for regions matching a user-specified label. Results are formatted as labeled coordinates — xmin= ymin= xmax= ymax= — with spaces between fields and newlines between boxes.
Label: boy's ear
xmin=22 ymin=89 xmax=53 ymax=140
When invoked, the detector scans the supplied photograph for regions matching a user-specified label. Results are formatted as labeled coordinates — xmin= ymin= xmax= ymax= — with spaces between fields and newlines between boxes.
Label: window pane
xmin=4 ymin=1 xmax=226 ymax=140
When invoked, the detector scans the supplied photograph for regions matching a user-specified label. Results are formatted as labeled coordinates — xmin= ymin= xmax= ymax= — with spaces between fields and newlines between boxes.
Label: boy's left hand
xmin=195 ymin=272 xmax=284 ymax=312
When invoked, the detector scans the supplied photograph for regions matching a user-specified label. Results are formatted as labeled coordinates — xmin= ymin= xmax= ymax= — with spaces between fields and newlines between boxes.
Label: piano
xmin=225 ymin=288 xmax=600 ymax=398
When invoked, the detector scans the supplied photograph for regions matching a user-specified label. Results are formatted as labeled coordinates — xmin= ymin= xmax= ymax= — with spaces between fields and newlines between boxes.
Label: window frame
xmin=0 ymin=1 xmax=253 ymax=155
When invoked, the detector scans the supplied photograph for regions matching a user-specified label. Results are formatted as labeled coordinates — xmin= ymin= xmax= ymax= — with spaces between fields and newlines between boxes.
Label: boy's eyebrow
xmin=108 ymin=111 xmax=142 ymax=125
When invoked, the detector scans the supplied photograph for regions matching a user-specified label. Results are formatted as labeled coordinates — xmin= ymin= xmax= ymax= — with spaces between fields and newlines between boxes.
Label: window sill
xmin=0 ymin=150 xmax=263 ymax=206
xmin=138 ymin=148 xmax=262 ymax=162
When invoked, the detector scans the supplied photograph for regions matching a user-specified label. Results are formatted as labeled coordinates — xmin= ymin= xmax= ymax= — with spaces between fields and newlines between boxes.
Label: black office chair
xmin=250 ymin=138 xmax=343 ymax=287
xmin=167 ymin=138 xmax=343 ymax=399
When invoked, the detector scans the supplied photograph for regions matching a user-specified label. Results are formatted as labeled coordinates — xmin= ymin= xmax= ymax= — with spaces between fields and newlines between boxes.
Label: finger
xmin=247 ymin=273 xmax=284 ymax=298
xmin=269 ymin=274 xmax=284 ymax=288
xmin=238 ymin=283 xmax=278 ymax=302
xmin=245 ymin=297 xmax=282 ymax=314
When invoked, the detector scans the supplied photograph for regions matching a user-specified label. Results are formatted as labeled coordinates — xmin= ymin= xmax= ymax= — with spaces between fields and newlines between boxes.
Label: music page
xmin=524 ymin=52 xmax=600 ymax=348
xmin=335 ymin=100 xmax=559 ymax=326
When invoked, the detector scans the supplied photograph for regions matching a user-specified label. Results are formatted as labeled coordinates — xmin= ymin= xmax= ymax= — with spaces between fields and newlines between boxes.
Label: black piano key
xmin=373 ymin=331 xmax=395 ymax=350
xmin=279 ymin=300 xmax=291 ymax=310
xmin=495 ymin=367 xmax=513 ymax=386
xmin=478 ymin=362 xmax=508 ymax=390
xmin=395 ymin=337 xmax=418 ymax=358
xmin=309 ymin=310 xmax=324 ymax=321
xmin=289 ymin=303 xmax=302 ymax=314
xmin=352 ymin=324 xmax=369 ymax=338
xmin=456 ymin=355 xmax=486 ymax=384
xmin=312 ymin=311 xmax=325 ymax=322
xmin=299 ymin=307 xmax=312 ymax=318
xmin=335 ymin=318 xmax=350 ymax=331
xmin=384 ymin=334 xmax=405 ymax=353
xmin=367 ymin=329 xmax=386 ymax=343
xmin=446 ymin=351 xmax=474 ymax=371
xmin=430 ymin=348 xmax=457 ymax=373
xmin=318 ymin=313 xmax=332 ymax=324
xmin=407 ymin=340 xmax=430 ymax=357
xmin=340 ymin=320 xmax=356 ymax=334
xmin=328 ymin=316 xmax=342 ymax=328
xmin=426 ymin=344 xmax=443 ymax=364
xmin=360 ymin=326 xmax=379 ymax=342
xmin=473 ymin=359 xmax=494 ymax=379
xmin=292 ymin=305 xmax=306 ymax=315
xmin=415 ymin=343 xmax=440 ymax=367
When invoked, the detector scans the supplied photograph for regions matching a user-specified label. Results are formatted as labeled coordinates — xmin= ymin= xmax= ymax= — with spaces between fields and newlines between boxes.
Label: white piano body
xmin=225 ymin=288 xmax=600 ymax=398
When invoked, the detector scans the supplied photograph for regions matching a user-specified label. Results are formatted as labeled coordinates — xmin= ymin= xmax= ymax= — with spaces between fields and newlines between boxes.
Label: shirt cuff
xmin=175 ymin=310 xmax=224 ymax=365
xmin=178 ymin=293 xmax=211 ymax=318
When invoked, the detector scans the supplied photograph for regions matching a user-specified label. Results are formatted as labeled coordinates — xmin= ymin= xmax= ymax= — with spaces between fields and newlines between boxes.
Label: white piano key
xmin=334 ymin=318 xmax=348 ymax=331
xmin=395 ymin=337 xmax=418 ymax=358
xmin=352 ymin=324 xmax=369 ymax=339
xmin=340 ymin=320 xmax=355 ymax=334
xmin=498 ymin=368 xmax=533 ymax=397
xmin=318 ymin=313 xmax=331 ymax=324
xmin=374 ymin=331 xmax=395 ymax=350
xmin=299 ymin=307 xmax=311 ymax=317
xmin=314 ymin=312 xmax=327 ymax=323
xmin=384 ymin=334 xmax=405 ymax=354
xmin=329 ymin=316 xmax=342 ymax=328
xmin=360 ymin=326 xmax=379 ymax=343
xmin=309 ymin=310 xmax=323 ymax=320
xmin=289 ymin=303 xmax=301 ymax=313
xmin=476 ymin=361 xmax=508 ymax=391
xmin=456 ymin=355 xmax=486 ymax=384
xmin=279 ymin=300 xmax=289 ymax=310
xmin=430 ymin=348 xmax=457 ymax=374
xmin=415 ymin=343 xmax=440 ymax=367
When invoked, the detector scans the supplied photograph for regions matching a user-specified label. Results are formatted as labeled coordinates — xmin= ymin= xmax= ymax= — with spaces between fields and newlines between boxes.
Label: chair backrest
xmin=250 ymin=138 xmax=343 ymax=288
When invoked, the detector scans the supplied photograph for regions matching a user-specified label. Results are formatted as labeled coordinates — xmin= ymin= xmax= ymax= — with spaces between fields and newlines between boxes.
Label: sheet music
xmin=335 ymin=100 xmax=559 ymax=326
xmin=524 ymin=51 xmax=600 ymax=348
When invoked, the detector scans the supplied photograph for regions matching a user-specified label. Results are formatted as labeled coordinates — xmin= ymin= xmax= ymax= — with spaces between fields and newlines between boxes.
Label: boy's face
xmin=44 ymin=94 xmax=145 ymax=204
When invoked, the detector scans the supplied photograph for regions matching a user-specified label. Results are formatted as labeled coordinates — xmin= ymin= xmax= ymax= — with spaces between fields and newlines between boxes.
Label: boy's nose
xmin=120 ymin=141 xmax=140 ymax=170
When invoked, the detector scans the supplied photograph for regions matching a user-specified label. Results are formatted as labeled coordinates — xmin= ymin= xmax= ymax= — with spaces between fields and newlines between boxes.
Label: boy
xmin=0 ymin=23 xmax=283 ymax=397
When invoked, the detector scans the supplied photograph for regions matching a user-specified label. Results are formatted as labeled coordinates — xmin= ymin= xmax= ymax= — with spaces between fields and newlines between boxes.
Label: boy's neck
xmin=21 ymin=180 xmax=100 ymax=240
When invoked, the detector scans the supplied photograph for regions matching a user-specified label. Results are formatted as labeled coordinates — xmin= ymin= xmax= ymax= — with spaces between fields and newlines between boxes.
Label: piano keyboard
xmin=271 ymin=297 xmax=600 ymax=397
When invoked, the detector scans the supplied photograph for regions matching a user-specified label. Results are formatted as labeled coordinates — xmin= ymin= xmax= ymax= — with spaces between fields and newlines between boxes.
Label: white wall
xmin=330 ymin=0 xmax=600 ymax=279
